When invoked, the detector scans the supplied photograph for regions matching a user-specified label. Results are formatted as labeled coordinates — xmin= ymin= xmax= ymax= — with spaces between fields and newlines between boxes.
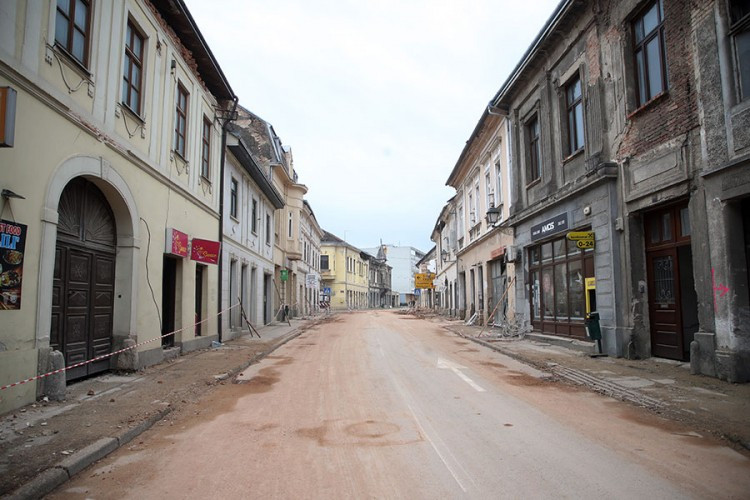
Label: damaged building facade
xmin=436 ymin=0 xmax=750 ymax=381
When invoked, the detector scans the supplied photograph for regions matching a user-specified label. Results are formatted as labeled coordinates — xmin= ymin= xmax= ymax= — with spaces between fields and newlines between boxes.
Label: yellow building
xmin=0 ymin=0 xmax=234 ymax=413
xmin=320 ymin=232 xmax=369 ymax=310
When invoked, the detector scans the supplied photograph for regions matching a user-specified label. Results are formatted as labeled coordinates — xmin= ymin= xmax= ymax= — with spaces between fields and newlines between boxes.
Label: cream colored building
xmin=0 ymin=0 xmax=235 ymax=413
xmin=432 ymin=197 xmax=459 ymax=317
xmin=320 ymin=231 xmax=369 ymax=311
xmin=444 ymin=112 xmax=515 ymax=325
xmin=296 ymin=200 xmax=323 ymax=317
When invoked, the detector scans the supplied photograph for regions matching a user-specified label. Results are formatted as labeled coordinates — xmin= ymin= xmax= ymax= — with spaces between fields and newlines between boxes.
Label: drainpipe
xmin=217 ymin=96 xmax=239 ymax=342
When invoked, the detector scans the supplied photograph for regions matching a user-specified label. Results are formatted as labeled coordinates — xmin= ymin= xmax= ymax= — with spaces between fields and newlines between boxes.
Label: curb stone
xmin=58 ymin=437 xmax=118 ymax=477
xmin=116 ymin=407 xmax=172 ymax=447
xmin=6 ymin=325 xmax=308 ymax=499
xmin=446 ymin=325 xmax=668 ymax=410
xmin=5 ymin=467 xmax=69 ymax=500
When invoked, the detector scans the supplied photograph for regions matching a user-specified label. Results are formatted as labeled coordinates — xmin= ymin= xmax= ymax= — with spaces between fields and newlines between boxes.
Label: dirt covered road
xmin=49 ymin=311 xmax=750 ymax=499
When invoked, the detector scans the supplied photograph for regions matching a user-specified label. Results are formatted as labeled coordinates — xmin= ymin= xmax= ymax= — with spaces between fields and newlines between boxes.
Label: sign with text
xmin=530 ymin=213 xmax=569 ymax=241
xmin=305 ymin=272 xmax=320 ymax=288
xmin=567 ymin=231 xmax=595 ymax=249
xmin=0 ymin=219 xmax=27 ymax=309
xmin=165 ymin=227 xmax=189 ymax=257
xmin=190 ymin=238 xmax=220 ymax=265
xmin=415 ymin=272 xmax=436 ymax=289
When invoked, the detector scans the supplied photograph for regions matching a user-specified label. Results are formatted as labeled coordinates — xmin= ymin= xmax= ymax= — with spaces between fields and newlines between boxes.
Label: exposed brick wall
xmin=143 ymin=0 xmax=210 ymax=97
xmin=615 ymin=0 xmax=705 ymax=159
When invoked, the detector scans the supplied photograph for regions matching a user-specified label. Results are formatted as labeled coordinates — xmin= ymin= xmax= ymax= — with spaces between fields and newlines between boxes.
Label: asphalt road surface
xmin=50 ymin=311 xmax=750 ymax=499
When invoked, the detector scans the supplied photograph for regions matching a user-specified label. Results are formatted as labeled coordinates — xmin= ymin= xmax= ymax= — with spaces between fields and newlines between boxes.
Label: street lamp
xmin=486 ymin=203 xmax=501 ymax=225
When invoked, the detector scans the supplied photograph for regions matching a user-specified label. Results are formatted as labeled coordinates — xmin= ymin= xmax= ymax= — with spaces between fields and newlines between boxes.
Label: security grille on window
xmin=729 ymin=0 xmax=750 ymax=101
xmin=55 ymin=0 xmax=91 ymax=66
xmin=566 ymin=74 xmax=585 ymax=154
xmin=633 ymin=0 xmax=668 ymax=107
xmin=174 ymin=84 xmax=188 ymax=158
xmin=122 ymin=21 xmax=144 ymax=114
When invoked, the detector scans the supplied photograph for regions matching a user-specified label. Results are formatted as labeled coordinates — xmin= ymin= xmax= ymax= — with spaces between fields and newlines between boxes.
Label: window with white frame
xmin=495 ymin=160 xmax=503 ymax=208
xmin=485 ymin=170 xmax=493 ymax=209
xmin=468 ymin=191 xmax=475 ymax=225
xmin=457 ymin=203 xmax=464 ymax=239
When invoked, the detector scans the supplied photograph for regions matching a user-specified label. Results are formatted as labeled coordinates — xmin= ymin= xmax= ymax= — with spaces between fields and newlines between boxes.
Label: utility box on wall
xmin=0 ymin=87 xmax=17 ymax=147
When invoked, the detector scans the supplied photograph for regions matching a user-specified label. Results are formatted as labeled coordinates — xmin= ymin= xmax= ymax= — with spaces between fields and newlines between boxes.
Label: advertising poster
xmin=0 ymin=219 xmax=27 ymax=310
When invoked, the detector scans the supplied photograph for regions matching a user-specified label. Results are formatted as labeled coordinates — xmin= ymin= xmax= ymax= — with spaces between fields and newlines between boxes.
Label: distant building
xmin=321 ymin=231 xmax=369 ymax=310
xmin=365 ymin=246 xmax=395 ymax=308
xmin=364 ymin=245 xmax=425 ymax=306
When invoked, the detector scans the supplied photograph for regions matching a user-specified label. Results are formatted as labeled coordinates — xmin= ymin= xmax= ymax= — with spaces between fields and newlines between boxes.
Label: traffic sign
xmin=567 ymin=231 xmax=595 ymax=241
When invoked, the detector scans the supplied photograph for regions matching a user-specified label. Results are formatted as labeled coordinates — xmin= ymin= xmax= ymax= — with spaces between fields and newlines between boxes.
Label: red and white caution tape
xmin=0 ymin=303 xmax=240 ymax=391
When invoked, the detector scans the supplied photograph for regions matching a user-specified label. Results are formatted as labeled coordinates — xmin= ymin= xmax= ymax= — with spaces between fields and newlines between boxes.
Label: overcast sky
xmin=186 ymin=0 xmax=560 ymax=252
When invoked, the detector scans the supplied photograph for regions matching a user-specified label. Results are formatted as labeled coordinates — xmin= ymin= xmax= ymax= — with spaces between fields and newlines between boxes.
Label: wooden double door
xmin=644 ymin=203 xmax=697 ymax=361
xmin=50 ymin=178 xmax=117 ymax=380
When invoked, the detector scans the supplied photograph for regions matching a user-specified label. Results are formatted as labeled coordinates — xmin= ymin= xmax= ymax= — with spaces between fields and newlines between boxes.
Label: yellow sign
xmin=415 ymin=273 xmax=436 ymax=289
xmin=577 ymin=239 xmax=595 ymax=249
xmin=567 ymin=231 xmax=595 ymax=241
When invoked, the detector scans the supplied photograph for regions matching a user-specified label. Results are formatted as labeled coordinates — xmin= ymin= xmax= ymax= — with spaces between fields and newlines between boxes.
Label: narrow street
xmin=50 ymin=311 xmax=750 ymax=499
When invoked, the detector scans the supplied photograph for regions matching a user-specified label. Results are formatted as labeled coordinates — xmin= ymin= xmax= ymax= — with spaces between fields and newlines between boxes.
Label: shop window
xmin=529 ymin=234 xmax=593 ymax=335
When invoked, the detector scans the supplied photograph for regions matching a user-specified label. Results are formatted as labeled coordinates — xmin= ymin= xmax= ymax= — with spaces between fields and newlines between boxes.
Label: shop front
xmin=514 ymin=183 xmax=625 ymax=356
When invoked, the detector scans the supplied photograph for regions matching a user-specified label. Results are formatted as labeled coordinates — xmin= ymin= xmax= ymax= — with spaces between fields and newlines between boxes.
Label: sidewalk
xmin=0 ymin=317 xmax=321 ymax=499
xmin=436 ymin=315 xmax=750 ymax=453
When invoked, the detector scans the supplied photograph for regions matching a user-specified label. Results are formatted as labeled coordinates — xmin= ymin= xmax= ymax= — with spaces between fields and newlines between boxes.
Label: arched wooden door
xmin=50 ymin=178 xmax=117 ymax=380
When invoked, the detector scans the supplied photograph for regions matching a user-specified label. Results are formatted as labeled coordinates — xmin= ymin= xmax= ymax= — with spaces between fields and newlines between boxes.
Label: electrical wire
xmin=140 ymin=217 xmax=162 ymax=331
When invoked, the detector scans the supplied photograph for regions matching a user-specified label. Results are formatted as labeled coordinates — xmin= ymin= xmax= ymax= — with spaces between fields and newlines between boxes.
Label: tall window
xmin=122 ymin=20 xmax=144 ymax=114
xmin=174 ymin=83 xmax=188 ymax=158
xmin=251 ymin=198 xmax=258 ymax=234
xmin=566 ymin=74 xmax=584 ymax=154
xmin=495 ymin=160 xmax=503 ymax=207
xmin=474 ymin=182 xmax=480 ymax=219
xmin=55 ymin=0 xmax=91 ymax=66
xmin=265 ymin=214 xmax=271 ymax=245
xmin=468 ymin=192 xmax=475 ymax=224
xmin=527 ymin=116 xmax=541 ymax=184
xmin=321 ymin=255 xmax=329 ymax=270
xmin=201 ymin=117 xmax=211 ymax=178
xmin=729 ymin=0 xmax=750 ymax=101
xmin=633 ymin=0 xmax=667 ymax=107
xmin=485 ymin=171 xmax=493 ymax=208
xmin=287 ymin=212 xmax=293 ymax=238
xmin=229 ymin=178 xmax=238 ymax=218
